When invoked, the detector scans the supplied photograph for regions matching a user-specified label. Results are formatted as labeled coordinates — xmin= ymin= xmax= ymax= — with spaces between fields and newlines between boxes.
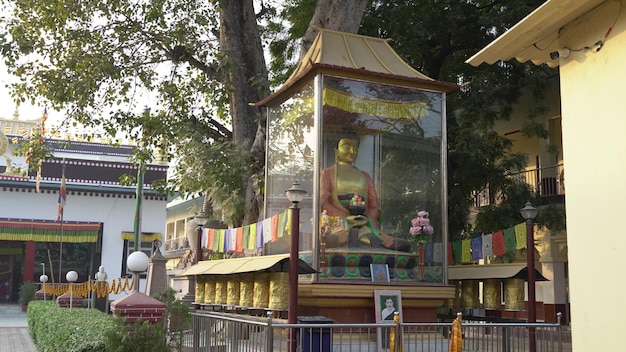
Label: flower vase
xmin=417 ymin=242 xmax=426 ymax=281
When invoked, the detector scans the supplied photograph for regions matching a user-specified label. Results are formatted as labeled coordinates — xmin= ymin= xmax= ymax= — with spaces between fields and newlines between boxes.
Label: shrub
xmin=18 ymin=281 xmax=37 ymax=306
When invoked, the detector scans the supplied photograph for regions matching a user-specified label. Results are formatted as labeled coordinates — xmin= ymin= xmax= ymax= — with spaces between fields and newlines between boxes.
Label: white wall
xmin=0 ymin=187 xmax=166 ymax=299
xmin=557 ymin=1 xmax=626 ymax=349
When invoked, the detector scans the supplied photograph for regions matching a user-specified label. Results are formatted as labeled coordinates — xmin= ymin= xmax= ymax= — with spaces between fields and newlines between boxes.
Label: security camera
xmin=549 ymin=48 xmax=570 ymax=60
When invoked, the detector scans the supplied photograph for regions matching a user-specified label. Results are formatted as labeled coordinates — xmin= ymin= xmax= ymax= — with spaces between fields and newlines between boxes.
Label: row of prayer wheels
xmin=194 ymin=272 xmax=289 ymax=309
xmin=457 ymin=278 xmax=526 ymax=310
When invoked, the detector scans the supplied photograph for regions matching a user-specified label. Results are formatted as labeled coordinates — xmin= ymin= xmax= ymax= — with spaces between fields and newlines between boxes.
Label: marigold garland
xmin=41 ymin=276 xmax=135 ymax=298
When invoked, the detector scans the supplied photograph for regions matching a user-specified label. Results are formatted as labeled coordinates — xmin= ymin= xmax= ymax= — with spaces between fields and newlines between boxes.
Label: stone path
xmin=0 ymin=304 xmax=37 ymax=352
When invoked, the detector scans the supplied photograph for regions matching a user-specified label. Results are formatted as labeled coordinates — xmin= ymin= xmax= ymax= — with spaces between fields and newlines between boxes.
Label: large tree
xmin=0 ymin=0 xmax=366 ymax=226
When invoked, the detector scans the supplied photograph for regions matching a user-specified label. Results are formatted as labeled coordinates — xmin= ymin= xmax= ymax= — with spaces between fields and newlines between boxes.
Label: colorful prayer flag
xmin=492 ymin=231 xmax=506 ymax=255
xmin=461 ymin=240 xmax=471 ymax=263
xmin=514 ymin=223 xmax=526 ymax=249
xmin=503 ymin=227 xmax=516 ymax=252
xmin=57 ymin=168 xmax=67 ymax=220
xmin=471 ymin=237 xmax=483 ymax=260
xmin=482 ymin=233 xmax=493 ymax=257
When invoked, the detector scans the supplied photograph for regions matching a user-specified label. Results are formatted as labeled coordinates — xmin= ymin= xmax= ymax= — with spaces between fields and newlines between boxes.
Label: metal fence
xmin=472 ymin=164 xmax=565 ymax=208
xmin=185 ymin=311 xmax=569 ymax=352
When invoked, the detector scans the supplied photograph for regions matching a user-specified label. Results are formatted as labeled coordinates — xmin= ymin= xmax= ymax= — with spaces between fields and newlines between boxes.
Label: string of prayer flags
xmin=447 ymin=242 xmax=454 ymax=264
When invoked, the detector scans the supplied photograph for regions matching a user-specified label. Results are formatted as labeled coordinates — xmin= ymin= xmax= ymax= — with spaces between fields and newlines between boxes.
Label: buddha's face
xmin=335 ymin=138 xmax=359 ymax=164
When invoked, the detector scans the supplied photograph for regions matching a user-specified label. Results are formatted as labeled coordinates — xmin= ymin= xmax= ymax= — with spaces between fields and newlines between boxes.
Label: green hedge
xmin=28 ymin=301 xmax=116 ymax=352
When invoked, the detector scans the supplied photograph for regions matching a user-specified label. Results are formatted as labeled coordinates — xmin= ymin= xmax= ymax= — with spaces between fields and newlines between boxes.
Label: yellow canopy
xmin=181 ymin=254 xmax=317 ymax=276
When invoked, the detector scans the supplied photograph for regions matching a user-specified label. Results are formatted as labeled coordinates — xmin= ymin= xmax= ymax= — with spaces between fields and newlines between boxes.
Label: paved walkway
xmin=0 ymin=304 xmax=37 ymax=352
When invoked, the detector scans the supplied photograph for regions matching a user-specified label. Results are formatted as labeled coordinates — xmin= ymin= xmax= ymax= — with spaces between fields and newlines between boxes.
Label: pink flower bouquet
xmin=410 ymin=210 xmax=434 ymax=244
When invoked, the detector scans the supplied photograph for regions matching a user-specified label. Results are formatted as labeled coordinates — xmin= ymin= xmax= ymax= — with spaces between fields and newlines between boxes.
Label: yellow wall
xmin=558 ymin=1 xmax=626 ymax=349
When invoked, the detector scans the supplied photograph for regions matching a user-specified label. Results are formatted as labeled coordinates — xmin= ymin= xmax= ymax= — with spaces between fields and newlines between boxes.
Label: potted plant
xmin=18 ymin=281 xmax=37 ymax=312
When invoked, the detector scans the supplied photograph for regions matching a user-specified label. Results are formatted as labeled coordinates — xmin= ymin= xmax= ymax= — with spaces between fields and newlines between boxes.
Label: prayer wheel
xmin=253 ymin=272 xmax=271 ymax=308
xmin=194 ymin=276 xmax=206 ymax=304
xmin=203 ymin=276 xmax=216 ymax=304
xmin=460 ymin=280 xmax=480 ymax=308
xmin=504 ymin=278 xmax=525 ymax=310
xmin=268 ymin=272 xmax=289 ymax=309
xmin=239 ymin=273 xmax=254 ymax=307
xmin=214 ymin=275 xmax=228 ymax=304
xmin=226 ymin=275 xmax=241 ymax=305
xmin=483 ymin=279 xmax=502 ymax=309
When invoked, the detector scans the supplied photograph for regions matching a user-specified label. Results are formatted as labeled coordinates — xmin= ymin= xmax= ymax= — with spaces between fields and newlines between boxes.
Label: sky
xmin=0 ymin=60 xmax=63 ymax=126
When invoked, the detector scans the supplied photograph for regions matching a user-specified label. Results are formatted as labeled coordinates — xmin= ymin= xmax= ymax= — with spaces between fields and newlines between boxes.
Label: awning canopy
xmin=0 ymin=218 xmax=101 ymax=243
xmin=448 ymin=263 xmax=548 ymax=282
xmin=466 ymin=0 xmax=608 ymax=68
xmin=181 ymin=254 xmax=318 ymax=276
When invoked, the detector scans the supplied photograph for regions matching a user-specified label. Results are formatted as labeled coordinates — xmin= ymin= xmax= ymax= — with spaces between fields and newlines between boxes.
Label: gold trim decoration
xmin=120 ymin=231 xmax=162 ymax=242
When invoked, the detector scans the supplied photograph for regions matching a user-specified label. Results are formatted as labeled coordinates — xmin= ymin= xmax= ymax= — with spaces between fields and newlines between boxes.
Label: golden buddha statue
xmin=320 ymin=130 xmax=410 ymax=252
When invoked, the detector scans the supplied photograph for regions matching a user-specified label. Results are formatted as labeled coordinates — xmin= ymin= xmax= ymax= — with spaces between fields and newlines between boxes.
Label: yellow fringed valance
xmin=322 ymin=86 xmax=428 ymax=120
xmin=281 ymin=87 xmax=429 ymax=125
xmin=120 ymin=231 xmax=162 ymax=242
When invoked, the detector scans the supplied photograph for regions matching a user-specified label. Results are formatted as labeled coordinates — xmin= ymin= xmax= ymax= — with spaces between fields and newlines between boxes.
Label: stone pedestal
xmin=110 ymin=291 xmax=166 ymax=324
xmin=35 ymin=289 xmax=52 ymax=301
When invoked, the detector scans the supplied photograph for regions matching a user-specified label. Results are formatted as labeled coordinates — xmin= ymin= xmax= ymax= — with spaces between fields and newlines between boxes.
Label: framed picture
xmin=374 ymin=290 xmax=403 ymax=352
xmin=370 ymin=263 xmax=390 ymax=283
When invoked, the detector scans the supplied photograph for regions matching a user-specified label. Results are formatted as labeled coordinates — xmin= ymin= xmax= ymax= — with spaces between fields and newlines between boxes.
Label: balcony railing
xmin=473 ymin=164 xmax=564 ymax=208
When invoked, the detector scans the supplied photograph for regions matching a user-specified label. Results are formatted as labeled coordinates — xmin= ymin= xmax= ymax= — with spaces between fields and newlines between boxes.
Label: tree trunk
xmin=301 ymin=0 xmax=369 ymax=58
xmin=219 ymin=0 xmax=269 ymax=225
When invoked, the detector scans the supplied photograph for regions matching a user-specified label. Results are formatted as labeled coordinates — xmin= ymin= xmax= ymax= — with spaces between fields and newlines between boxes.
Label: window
xmin=121 ymin=240 xmax=155 ymax=278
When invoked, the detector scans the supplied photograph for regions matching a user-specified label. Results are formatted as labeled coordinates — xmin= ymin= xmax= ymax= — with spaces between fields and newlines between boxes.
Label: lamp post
xmin=520 ymin=201 xmax=538 ymax=352
xmin=127 ymin=251 xmax=150 ymax=292
xmin=39 ymin=274 xmax=48 ymax=301
xmin=285 ymin=181 xmax=306 ymax=352
xmin=66 ymin=270 xmax=78 ymax=311
xmin=194 ymin=212 xmax=209 ymax=264
xmin=40 ymin=262 xmax=47 ymax=301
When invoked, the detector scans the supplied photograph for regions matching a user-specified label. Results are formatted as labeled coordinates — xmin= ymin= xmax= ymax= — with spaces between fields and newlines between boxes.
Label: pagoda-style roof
xmin=255 ymin=28 xmax=458 ymax=107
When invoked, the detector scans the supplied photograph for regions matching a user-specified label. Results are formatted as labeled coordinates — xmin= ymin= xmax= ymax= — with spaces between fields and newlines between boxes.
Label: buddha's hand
xmin=346 ymin=215 xmax=368 ymax=228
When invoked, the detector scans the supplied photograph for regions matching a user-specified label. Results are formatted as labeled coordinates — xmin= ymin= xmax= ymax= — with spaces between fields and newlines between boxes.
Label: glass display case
xmin=264 ymin=73 xmax=447 ymax=284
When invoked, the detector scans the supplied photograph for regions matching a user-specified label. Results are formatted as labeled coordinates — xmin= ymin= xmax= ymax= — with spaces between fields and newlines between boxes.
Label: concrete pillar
xmin=145 ymin=245 xmax=168 ymax=296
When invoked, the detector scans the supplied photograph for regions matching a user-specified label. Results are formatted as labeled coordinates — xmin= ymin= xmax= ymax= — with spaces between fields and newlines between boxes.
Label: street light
xmin=39 ymin=274 xmax=48 ymax=302
xmin=285 ymin=181 xmax=306 ymax=352
xmin=66 ymin=270 xmax=78 ymax=311
xmin=127 ymin=251 xmax=150 ymax=292
xmin=194 ymin=212 xmax=209 ymax=264
xmin=520 ymin=201 xmax=537 ymax=352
